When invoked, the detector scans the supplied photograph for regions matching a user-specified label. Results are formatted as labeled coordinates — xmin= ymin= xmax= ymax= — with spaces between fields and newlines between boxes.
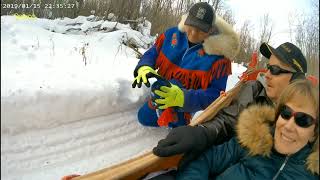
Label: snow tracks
xmin=1 ymin=108 xmax=168 ymax=180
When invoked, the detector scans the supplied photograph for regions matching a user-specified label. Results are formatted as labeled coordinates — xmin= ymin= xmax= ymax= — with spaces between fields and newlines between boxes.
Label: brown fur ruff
xmin=236 ymin=105 xmax=319 ymax=174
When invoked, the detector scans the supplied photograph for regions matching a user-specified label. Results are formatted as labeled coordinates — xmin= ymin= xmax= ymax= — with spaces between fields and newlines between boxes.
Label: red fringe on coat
xmin=155 ymin=52 xmax=232 ymax=90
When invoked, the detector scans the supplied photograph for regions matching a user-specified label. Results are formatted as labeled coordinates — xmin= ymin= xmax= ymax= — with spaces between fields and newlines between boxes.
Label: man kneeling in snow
xmin=132 ymin=2 xmax=239 ymax=128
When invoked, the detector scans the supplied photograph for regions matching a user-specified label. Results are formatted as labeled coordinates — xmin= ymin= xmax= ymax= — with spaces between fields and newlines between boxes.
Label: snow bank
xmin=1 ymin=15 xmax=246 ymax=180
xmin=1 ymin=16 xmax=154 ymax=135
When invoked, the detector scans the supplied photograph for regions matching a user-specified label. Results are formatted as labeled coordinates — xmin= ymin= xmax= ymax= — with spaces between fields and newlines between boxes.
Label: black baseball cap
xmin=260 ymin=42 xmax=307 ymax=73
xmin=184 ymin=2 xmax=215 ymax=33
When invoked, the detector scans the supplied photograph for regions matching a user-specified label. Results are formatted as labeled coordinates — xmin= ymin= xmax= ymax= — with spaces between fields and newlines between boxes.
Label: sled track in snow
xmin=1 ymin=109 xmax=169 ymax=180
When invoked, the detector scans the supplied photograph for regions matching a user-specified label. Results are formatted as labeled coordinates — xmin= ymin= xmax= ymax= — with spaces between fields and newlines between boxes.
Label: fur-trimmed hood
xmin=178 ymin=14 xmax=240 ymax=60
xmin=236 ymin=105 xmax=319 ymax=175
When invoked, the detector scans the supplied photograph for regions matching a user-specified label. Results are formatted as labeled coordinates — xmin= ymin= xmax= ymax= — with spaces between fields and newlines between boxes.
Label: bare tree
xmin=292 ymin=0 xmax=319 ymax=76
xmin=235 ymin=20 xmax=257 ymax=64
xmin=258 ymin=14 xmax=273 ymax=45
xmin=217 ymin=7 xmax=235 ymax=26
xmin=0 ymin=0 xmax=238 ymax=39
xmin=213 ymin=0 xmax=221 ymax=12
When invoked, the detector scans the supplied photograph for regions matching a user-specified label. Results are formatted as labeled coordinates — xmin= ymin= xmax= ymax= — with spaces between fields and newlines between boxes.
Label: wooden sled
xmin=67 ymin=49 xmax=261 ymax=180
xmin=70 ymin=74 xmax=251 ymax=180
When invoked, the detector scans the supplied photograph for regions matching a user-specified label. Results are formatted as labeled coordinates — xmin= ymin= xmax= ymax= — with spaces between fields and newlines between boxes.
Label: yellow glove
xmin=132 ymin=66 xmax=158 ymax=88
xmin=154 ymin=84 xmax=184 ymax=109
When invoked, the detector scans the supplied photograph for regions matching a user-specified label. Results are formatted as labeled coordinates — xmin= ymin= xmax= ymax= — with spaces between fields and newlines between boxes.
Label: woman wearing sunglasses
xmin=176 ymin=79 xmax=318 ymax=180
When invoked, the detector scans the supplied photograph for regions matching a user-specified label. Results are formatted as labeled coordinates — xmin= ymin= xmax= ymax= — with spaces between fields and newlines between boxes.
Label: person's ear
xmin=208 ymin=27 xmax=214 ymax=34
xmin=290 ymin=72 xmax=305 ymax=82
xmin=209 ymin=26 xmax=219 ymax=35
xmin=308 ymin=127 xmax=318 ymax=143
xmin=309 ymin=134 xmax=316 ymax=143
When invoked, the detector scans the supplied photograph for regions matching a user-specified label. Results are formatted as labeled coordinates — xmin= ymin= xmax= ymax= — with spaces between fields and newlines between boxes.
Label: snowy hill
xmin=1 ymin=15 xmax=246 ymax=180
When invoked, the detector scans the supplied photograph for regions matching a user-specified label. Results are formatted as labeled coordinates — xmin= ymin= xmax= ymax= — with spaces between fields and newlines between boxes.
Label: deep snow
xmin=1 ymin=15 xmax=246 ymax=180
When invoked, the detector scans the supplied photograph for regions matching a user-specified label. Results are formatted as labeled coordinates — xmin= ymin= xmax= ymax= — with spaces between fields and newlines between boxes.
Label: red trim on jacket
xmin=155 ymin=52 xmax=232 ymax=90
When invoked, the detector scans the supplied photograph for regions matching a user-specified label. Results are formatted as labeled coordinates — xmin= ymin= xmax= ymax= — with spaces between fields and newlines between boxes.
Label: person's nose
xmin=283 ymin=116 xmax=296 ymax=131
xmin=265 ymin=69 xmax=272 ymax=81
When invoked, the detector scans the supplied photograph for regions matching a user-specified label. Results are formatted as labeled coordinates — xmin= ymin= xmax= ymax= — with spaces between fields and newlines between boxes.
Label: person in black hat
xmin=132 ymin=2 xmax=239 ymax=128
xmin=183 ymin=2 xmax=217 ymax=43
xmin=152 ymin=41 xmax=309 ymax=173
xmin=260 ymin=42 xmax=307 ymax=102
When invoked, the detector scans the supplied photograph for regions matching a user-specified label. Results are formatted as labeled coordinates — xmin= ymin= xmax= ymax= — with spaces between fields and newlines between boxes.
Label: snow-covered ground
xmin=1 ymin=15 xmax=246 ymax=180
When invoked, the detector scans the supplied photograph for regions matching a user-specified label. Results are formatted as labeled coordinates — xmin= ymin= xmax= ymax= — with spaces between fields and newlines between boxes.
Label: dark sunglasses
xmin=279 ymin=105 xmax=316 ymax=128
xmin=267 ymin=64 xmax=294 ymax=75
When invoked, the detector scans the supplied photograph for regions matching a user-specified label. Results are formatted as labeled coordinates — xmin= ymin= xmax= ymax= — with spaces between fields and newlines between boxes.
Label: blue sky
xmin=225 ymin=0 xmax=312 ymax=46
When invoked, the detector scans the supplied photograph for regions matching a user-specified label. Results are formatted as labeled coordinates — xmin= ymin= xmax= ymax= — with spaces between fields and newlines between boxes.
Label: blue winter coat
xmin=134 ymin=16 xmax=239 ymax=113
xmin=176 ymin=105 xmax=319 ymax=180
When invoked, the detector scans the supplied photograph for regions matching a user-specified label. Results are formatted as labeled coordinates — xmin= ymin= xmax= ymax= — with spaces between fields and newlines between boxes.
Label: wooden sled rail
xmin=74 ymin=152 xmax=182 ymax=180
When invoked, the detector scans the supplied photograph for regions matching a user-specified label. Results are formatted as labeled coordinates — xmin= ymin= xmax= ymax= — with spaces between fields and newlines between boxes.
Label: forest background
xmin=1 ymin=0 xmax=318 ymax=76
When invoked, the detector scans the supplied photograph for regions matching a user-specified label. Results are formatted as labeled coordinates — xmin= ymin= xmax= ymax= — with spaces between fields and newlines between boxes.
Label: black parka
xmin=202 ymin=80 xmax=273 ymax=146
